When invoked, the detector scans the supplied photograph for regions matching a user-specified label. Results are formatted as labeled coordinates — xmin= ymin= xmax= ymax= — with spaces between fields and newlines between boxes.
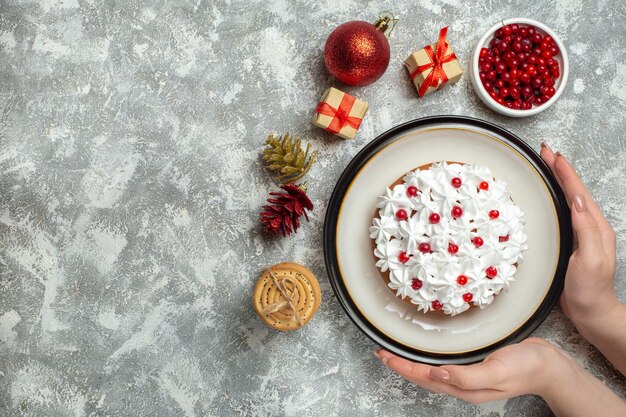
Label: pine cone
xmin=260 ymin=183 xmax=314 ymax=237
xmin=263 ymin=133 xmax=317 ymax=184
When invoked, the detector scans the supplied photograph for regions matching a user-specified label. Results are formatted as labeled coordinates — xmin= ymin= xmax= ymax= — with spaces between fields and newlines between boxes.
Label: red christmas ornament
xmin=261 ymin=183 xmax=313 ymax=237
xmin=323 ymin=14 xmax=396 ymax=86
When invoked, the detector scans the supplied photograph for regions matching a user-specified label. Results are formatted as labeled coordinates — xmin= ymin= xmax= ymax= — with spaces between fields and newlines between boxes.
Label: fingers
xmin=374 ymin=350 xmax=504 ymax=404
xmin=540 ymin=143 xmax=569 ymax=205
xmin=552 ymin=153 xmax=592 ymax=209
xmin=570 ymin=193 xmax=603 ymax=257
xmin=435 ymin=360 xmax=505 ymax=391
xmin=540 ymin=145 xmax=615 ymax=252
xmin=522 ymin=337 xmax=552 ymax=347
xmin=554 ymin=154 xmax=615 ymax=252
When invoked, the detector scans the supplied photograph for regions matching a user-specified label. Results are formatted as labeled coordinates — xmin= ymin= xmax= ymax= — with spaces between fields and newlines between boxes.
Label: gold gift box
xmin=311 ymin=87 xmax=368 ymax=140
xmin=405 ymin=43 xmax=463 ymax=97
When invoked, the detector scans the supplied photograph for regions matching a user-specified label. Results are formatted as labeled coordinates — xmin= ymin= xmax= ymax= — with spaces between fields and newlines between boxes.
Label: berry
xmin=473 ymin=236 xmax=484 ymax=247
xmin=431 ymin=300 xmax=443 ymax=311
xmin=429 ymin=213 xmax=441 ymax=224
xmin=456 ymin=275 xmax=468 ymax=285
xmin=499 ymin=235 xmax=510 ymax=242
xmin=407 ymin=185 xmax=418 ymax=197
xmin=448 ymin=242 xmax=459 ymax=254
xmin=396 ymin=208 xmax=408 ymax=220
xmin=479 ymin=181 xmax=489 ymax=190
xmin=486 ymin=266 xmax=498 ymax=278
xmin=398 ymin=251 xmax=410 ymax=264
xmin=411 ymin=278 xmax=423 ymax=290
xmin=520 ymin=72 xmax=531 ymax=85
xmin=489 ymin=209 xmax=500 ymax=219
xmin=480 ymin=24 xmax=560 ymax=111
xmin=451 ymin=177 xmax=462 ymax=188
xmin=451 ymin=206 xmax=463 ymax=218
xmin=463 ymin=293 xmax=474 ymax=303
xmin=418 ymin=242 xmax=431 ymax=254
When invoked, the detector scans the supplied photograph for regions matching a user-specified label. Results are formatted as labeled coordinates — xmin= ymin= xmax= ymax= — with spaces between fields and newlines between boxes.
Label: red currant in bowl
xmin=471 ymin=18 xmax=569 ymax=117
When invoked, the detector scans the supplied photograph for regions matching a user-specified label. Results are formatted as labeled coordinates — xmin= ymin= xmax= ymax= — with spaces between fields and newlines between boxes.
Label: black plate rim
xmin=323 ymin=115 xmax=573 ymax=365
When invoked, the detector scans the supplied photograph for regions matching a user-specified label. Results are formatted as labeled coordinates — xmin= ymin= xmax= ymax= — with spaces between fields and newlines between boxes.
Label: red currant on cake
xmin=451 ymin=177 xmax=462 ymax=188
xmin=406 ymin=185 xmax=418 ymax=197
xmin=431 ymin=300 xmax=443 ymax=311
xmin=398 ymin=251 xmax=410 ymax=264
xmin=451 ymin=206 xmax=463 ymax=218
xmin=489 ymin=209 xmax=500 ymax=219
xmin=396 ymin=208 xmax=408 ymax=220
xmin=472 ymin=236 xmax=484 ymax=247
xmin=411 ymin=278 xmax=423 ymax=290
xmin=462 ymin=293 xmax=473 ymax=303
xmin=456 ymin=275 xmax=468 ymax=285
xmin=448 ymin=242 xmax=459 ymax=254
xmin=499 ymin=235 xmax=510 ymax=242
xmin=418 ymin=242 xmax=431 ymax=254
xmin=429 ymin=213 xmax=441 ymax=224
xmin=479 ymin=181 xmax=489 ymax=190
xmin=486 ymin=266 xmax=498 ymax=278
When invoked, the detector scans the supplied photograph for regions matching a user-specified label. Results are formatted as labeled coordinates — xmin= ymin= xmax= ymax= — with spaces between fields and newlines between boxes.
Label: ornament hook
xmin=374 ymin=11 xmax=399 ymax=37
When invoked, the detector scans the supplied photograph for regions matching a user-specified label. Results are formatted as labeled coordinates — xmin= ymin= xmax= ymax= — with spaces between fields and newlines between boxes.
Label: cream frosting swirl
xmin=371 ymin=161 xmax=528 ymax=316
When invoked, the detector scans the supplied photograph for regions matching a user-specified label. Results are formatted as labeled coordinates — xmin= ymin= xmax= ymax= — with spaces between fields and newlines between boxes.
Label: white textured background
xmin=0 ymin=0 xmax=625 ymax=416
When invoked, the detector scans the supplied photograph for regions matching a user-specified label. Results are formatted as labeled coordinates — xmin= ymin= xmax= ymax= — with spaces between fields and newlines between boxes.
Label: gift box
xmin=405 ymin=27 xmax=463 ymax=97
xmin=311 ymin=87 xmax=368 ymax=140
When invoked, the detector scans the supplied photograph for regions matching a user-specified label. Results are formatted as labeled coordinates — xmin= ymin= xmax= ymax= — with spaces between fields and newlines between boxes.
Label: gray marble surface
xmin=1 ymin=0 xmax=625 ymax=416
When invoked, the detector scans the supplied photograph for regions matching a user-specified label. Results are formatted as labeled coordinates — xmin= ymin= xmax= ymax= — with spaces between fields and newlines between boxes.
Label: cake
xmin=369 ymin=161 xmax=528 ymax=316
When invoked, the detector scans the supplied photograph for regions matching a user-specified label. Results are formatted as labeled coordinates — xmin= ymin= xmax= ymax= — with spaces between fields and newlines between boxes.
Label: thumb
xmin=571 ymin=193 xmax=601 ymax=257
xmin=430 ymin=361 xmax=503 ymax=390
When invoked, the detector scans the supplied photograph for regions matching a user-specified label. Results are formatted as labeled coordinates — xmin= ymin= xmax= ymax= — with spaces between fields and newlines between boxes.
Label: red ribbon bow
xmin=315 ymin=93 xmax=362 ymax=134
xmin=410 ymin=27 xmax=457 ymax=97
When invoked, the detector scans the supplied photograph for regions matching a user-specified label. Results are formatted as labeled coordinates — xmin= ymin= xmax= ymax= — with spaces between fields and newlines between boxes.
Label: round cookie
xmin=253 ymin=262 xmax=321 ymax=331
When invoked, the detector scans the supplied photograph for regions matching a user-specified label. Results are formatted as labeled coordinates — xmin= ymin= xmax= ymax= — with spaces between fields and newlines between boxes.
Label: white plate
xmin=324 ymin=116 xmax=571 ymax=364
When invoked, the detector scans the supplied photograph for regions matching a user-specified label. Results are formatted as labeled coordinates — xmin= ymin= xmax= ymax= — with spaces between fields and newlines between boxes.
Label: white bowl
xmin=470 ymin=18 xmax=569 ymax=118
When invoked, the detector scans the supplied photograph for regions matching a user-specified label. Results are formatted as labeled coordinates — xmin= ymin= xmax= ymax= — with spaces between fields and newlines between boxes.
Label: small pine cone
xmin=260 ymin=183 xmax=314 ymax=237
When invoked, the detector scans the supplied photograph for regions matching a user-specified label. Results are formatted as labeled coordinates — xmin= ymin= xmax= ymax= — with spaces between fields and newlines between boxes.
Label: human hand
xmin=375 ymin=339 xmax=626 ymax=416
xmin=539 ymin=143 xmax=619 ymax=327
xmin=375 ymin=337 xmax=568 ymax=403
